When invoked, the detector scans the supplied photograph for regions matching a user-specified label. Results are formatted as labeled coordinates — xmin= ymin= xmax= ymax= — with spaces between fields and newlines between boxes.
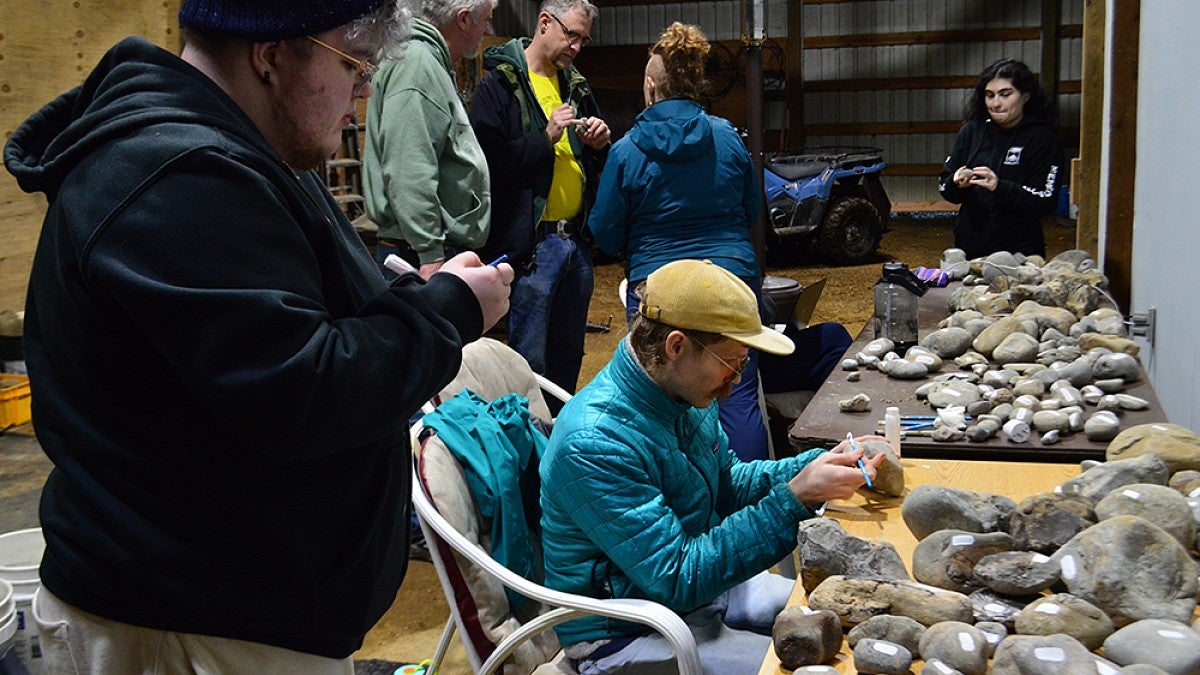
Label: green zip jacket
xmin=363 ymin=18 xmax=491 ymax=263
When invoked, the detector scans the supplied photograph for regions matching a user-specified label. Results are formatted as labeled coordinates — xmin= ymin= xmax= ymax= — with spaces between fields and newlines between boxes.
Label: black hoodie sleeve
xmin=938 ymin=123 xmax=974 ymax=204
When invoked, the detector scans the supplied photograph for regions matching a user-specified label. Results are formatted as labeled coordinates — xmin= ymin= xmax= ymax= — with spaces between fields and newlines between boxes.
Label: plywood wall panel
xmin=0 ymin=0 xmax=181 ymax=312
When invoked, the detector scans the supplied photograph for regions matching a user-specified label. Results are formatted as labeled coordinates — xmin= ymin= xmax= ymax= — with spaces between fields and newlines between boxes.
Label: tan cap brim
xmin=723 ymin=326 xmax=795 ymax=356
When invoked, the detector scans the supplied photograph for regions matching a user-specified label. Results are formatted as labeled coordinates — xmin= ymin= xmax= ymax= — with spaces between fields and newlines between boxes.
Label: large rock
xmin=973 ymin=316 xmax=1030 ymax=358
xmin=857 ymin=439 xmax=904 ymax=497
xmin=926 ymin=381 xmax=983 ymax=409
xmin=772 ymin=607 xmax=843 ymax=670
xmin=911 ymin=529 xmax=1013 ymax=594
xmin=1103 ymin=619 xmax=1200 ymax=674
xmin=973 ymin=551 xmax=1060 ymax=595
xmin=1107 ymin=423 xmax=1200 ymax=474
xmin=1056 ymin=454 xmax=1171 ymax=504
xmin=1013 ymin=592 xmax=1114 ymax=650
xmin=847 ymin=615 xmax=926 ymax=657
xmin=1005 ymin=492 xmax=1096 ymax=554
xmin=969 ymin=588 xmax=1038 ymax=628
xmin=901 ymin=484 xmax=1017 ymax=540
xmin=917 ymin=621 xmax=988 ymax=675
xmin=1091 ymin=351 xmax=1143 ymax=380
xmin=1052 ymin=515 xmax=1199 ymax=626
xmin=806 ymin=576 xmax=973 ymax=628
xmin=993 ymin=332 xmax=1040 ymax=365
xmin=1013 ymin=300 xmax=1078 ymax=336
xmin=921 ymin=327 xmax=975 ymax=359
xmin=796 ymin=518 xmax=910 ymax=593
xmin=1079 ymin=332 xmax=1140 ymax=355
xmin=852 ymin=639 xmax=913 ymax=675
xmin=991 ymin=634 xmax=1107 ymax=675
xmin=1094 ymin=483 xmax=1197 ymax=550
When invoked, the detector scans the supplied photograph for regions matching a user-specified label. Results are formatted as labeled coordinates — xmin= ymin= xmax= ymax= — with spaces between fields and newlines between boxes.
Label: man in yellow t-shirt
xmin=469 ymin=0 xmax=610 ymax=396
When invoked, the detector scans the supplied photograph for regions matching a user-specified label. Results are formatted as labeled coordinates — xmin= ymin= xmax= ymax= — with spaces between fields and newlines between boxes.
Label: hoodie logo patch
xmin=1004 ymin=146 xmax=1023 ymax=166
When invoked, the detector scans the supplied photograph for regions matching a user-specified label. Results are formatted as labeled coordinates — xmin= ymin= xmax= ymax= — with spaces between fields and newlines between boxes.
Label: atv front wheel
xmin=815 ymin=196 xmax=882 ymax=265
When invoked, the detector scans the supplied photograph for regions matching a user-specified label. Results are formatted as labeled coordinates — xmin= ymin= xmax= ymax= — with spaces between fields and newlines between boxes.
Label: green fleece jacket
xmin=363 ymin=18 xmax=491 ymax=263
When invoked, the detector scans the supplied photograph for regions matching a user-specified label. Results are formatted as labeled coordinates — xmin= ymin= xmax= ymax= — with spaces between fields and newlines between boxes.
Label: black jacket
xmin=938 ymin=116 xmax=1064 ymax=258
xmin=468 ymin=38 xmax=607 ymax=270
xmin=3 ymin=37 xmax=482 ymax=658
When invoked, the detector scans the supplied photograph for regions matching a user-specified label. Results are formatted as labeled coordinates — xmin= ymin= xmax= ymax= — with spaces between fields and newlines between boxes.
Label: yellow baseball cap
xmin=639 ymin=260 xmax=795 ymax=356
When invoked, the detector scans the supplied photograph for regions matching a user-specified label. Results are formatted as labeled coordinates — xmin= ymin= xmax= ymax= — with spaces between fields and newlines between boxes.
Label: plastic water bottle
xmin=884 ymin=407 xmax=901 ymax=456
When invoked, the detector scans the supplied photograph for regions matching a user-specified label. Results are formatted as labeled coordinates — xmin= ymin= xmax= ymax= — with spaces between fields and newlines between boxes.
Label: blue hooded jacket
xmin=588 ymin=98 xmax=760 ymax=284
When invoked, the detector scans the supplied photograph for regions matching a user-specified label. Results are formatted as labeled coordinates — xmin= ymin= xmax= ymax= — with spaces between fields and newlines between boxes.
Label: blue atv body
xmin=764 ymin=146 xmax=891 ymax=265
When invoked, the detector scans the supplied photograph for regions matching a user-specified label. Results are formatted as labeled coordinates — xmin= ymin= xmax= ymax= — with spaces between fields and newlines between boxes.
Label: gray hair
xmin=412 ymin=0 xmax=496 ymax=27
xmin=346 ymin=1 xmax=413 ymax=61
xmin=541 ymin=0 xmax=598 ymax=21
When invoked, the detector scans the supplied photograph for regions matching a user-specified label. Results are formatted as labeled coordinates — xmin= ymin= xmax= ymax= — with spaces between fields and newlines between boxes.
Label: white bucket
xmin=11 ymin=590 xmax=42 ymax=674
xmin=0 ymin=578 xmax=13 ymax=626
xmin=0 ymin=605 xmax=18 ymax=661
xmin=0 ymin=529 xmax=44 ymax=674
xmin=0 ymin=529 xmax=44 ymax=584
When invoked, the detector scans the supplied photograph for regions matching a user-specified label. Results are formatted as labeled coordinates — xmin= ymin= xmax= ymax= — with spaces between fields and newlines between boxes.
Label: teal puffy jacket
xmin=539 ymin=340 xmax=824 ymax=646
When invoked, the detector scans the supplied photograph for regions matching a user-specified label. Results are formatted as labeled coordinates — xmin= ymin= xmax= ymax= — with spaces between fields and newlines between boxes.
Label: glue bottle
xmin=884 ymin=407 xmax=902 ymax=456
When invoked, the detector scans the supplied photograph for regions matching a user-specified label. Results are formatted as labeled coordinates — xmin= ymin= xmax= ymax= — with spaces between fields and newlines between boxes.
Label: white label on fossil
xmin=1153 ymin=424 xmax=1169 ymax=431
xmin=1034 ymin=647 xmax=1066 ymax=662
xmin=985 ymin=603 xmax=1007 ymax=613
xmin=1060 ymin=555 xmax=1077 ymax=579
xmin=1032 ymin=554 xmax=1051 ymax=563
xmin=1157 ymin=629 xmax=1187 ymax=640
xmin=1121 ymin=489 xmax=1142 ymax=500
xmin=872 ymin=642 xmax=900 ymax=656
xmin=1035 ymin=603 xmax=1062 ymax=615
xmin=1096 ymin=662 xmax=1119 ymax=675
xmin=951 ymin=535 xmax=975 ymax=546
xmin=958 ymin=633 xmax=976 ymax=651
xmin=930 ymin=662 xmax=954 ymax=675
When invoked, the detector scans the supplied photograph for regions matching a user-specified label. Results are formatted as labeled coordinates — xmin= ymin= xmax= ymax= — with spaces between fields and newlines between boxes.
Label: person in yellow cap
xmin=539 ymin=259 xmax=883 ymax=673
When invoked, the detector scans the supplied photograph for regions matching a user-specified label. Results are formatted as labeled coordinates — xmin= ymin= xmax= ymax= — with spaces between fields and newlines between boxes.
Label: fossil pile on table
xmin=838 ymin=249 xmax=1157 ymax=445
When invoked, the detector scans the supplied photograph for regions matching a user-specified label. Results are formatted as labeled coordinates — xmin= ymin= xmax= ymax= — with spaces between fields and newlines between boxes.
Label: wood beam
xmin=1042 ymin=0 xmax=1062 ymax=106
xmin=1104 ymin=0 xmax=1139 ymax=310
xmin=1076 ymin=0 xmax=1105 ymax=258
xmin=786 ymin=0 xmax=805 ymax=148
xmin=804 ymin=25 xmax=1082 ymax=49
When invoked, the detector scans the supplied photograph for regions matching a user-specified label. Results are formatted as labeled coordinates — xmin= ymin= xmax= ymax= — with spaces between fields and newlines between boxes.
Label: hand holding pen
xmin=845 ymin=432 xmax=874 ymax=489
xmin=786 ymin=435 xmax=885 ymax=504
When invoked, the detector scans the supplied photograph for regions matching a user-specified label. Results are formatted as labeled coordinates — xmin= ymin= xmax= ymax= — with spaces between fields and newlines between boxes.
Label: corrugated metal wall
xmin=493 ymin=0 xmax=1082 ymax=205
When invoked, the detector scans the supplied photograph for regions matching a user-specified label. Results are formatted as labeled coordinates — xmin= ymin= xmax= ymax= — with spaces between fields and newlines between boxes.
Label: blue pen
xmin=846 ymin=432 xmax=874 ymax=489
xmin=487 ymin=254 xmax=509 ymax=267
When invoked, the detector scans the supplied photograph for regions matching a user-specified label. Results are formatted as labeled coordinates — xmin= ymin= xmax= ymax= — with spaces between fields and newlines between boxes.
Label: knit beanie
xmin=179 ymin=0 xmax=390 ymax=41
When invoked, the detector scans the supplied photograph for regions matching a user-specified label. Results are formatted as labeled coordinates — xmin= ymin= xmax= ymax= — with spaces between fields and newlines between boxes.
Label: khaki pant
xmin=32 ymin=588 xmax=355 ymax=675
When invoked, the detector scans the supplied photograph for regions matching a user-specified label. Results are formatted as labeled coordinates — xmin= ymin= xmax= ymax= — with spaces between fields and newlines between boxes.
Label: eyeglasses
xmin=687 ymin=335 xmax=750 ymax=377
xmin=306 ymin=36 xmax=378 ymax=89
xmin=548 ymin=13 xmax=592 ymax=47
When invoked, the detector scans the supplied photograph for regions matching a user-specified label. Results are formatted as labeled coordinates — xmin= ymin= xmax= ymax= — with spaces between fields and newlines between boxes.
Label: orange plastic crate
xmin=0 ymin=374 xmax=31 ymax=427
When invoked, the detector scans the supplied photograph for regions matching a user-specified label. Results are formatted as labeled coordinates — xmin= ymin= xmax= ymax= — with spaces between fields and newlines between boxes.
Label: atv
xmin=763 ymin=146 xmax=891 ymax=265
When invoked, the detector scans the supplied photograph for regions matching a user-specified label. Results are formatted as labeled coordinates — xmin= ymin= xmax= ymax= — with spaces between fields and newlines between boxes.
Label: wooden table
xmin=787 ymin=285 xmax=1170 ymax=463
xmin=757 ymin=458 xmax=1081 ymax=674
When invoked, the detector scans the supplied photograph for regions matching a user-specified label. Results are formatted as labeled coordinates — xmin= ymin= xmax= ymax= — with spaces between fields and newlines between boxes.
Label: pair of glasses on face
xmin=548 ymin=13 xmax=592 ymax=47
xmin=307 ymin=36 xmax=378 ymax=89
xmin=688 ymin=335 xmax=750 ymax=377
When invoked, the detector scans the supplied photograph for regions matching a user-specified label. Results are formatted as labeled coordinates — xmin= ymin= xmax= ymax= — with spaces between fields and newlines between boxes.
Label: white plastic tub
xmin=0 ymin=529 xmax=44 ymax=584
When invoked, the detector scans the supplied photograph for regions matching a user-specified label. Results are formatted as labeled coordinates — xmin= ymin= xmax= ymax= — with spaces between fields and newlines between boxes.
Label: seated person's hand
xmin=788 ymin=437 xmax=886 ymax=506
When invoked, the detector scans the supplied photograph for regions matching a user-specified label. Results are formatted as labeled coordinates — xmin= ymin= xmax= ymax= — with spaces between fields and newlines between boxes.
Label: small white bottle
xmin=884 ymin=406 xmax=902 ymax=456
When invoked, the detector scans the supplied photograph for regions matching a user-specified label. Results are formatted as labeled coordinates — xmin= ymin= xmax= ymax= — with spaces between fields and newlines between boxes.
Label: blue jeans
xmin=625 ymin=276 xmax=769 ymax=462
xmin=577 ymin=571 xmax=794 ymax=675
xmin=509 ymin=235 xmax=594 ymax=394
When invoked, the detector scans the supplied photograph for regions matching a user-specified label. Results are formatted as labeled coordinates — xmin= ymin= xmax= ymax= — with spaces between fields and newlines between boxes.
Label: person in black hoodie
xmin=939 ymin=59 xmax=1065 ymax=259
xmin=2 ymin=0 xmax=512 ymax=671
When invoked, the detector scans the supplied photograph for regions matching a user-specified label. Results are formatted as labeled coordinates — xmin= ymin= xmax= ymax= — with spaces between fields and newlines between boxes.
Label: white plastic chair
xmin=410 ymin=338 xmax=701 ymax=675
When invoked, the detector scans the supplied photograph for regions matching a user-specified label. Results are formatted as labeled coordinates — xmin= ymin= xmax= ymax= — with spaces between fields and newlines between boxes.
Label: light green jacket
xmin=363 ymin=19 xmax=491 ymax=263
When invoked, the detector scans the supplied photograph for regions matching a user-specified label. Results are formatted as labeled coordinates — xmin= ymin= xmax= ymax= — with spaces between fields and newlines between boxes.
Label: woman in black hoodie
xmin=939 ymin=59 xmax=1065 ymax=259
